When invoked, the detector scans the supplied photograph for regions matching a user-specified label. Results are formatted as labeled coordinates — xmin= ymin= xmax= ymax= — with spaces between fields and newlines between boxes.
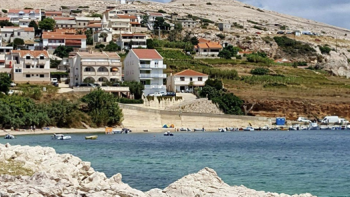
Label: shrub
xmin=257 ymin=8 xmax=264 ymax=12
xmin=274 ymin=36 xmax=316 ymax=56
xmin=250 ymin=67 xmax=270 ymax=75
xmin=246 ymin=52 xmax=273 ymax=65
xmin=216 ymin=33 xmax=225 ymax=39
xmin=247 ymin=20 xmax=259 ymax=25
xmin=61 ymin=6 xmax=69 ymax=9
xmin=158 ymin=9 xmax=166 ymax=13
xmin=206 ymin=2 xmax=212 ymax=5
xmin=118 ymin=98 xmax=143 ymax=104
xmin=95 ymin=44 xmax=105 ymax=49
xmin=319 ymin=45 xmax=331 ymax=54
xmin=2 ymin=9 xmax=7 ymax=13
xmin=233 ymin=22 xmax=244 ymax=29
xmin=78 ymin=6 xmax=89 ymax=8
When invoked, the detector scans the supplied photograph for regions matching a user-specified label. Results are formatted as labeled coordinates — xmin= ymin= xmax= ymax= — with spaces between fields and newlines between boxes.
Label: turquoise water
xmin=1 ymin=131 xmax=350 ymax=197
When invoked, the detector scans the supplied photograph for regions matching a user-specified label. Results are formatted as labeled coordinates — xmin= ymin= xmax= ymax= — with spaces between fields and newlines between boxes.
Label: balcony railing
xmin=38 ymin=60 xmax=46 ymax=65
xmin=24 ymin=59 xmax=32 ymax=65
xmin=82 ymin=72 xmax=96 ymax=76
xmin=140 ymin=74 xmax=166 ymax=78
xmin=139 ymin=64 xmax=166 ymax=69
xmin=175 ymin=81 xmax=205 ymax=85
xmin=144 ymin=85 xmax=166 ymax=89
xmin=96 ymin=72 xmax=109 ymax=76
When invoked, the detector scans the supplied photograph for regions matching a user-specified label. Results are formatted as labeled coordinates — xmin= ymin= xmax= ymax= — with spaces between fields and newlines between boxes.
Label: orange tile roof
xmin=8 ymin=9 xmax=40 ymax=14
xmin=21 ymin=27 xmax=35 ymax=32
xmin=42 ymin=32 xmax=86 ymax=40
xmin=132 ymin=49 xmax=162 ymax=59
xmin=198 ymin=38 xmax=209 ymax=43
xmin=86 ymin=23 xmax=102 ymax=28
xmin=11 ymin=50 xmax=49 ymax=58
xmin=174 ymin=69 xmax=208 ymax=76
xmin=198 ymin=43 xmax=209 ymax=49
xmin=0 ymin=17 xmax=10 ymax=21
xmin=206 ymin=41 xmax=222 ymax=49
xmin=117 ymin=14 xmax=137 ymax=19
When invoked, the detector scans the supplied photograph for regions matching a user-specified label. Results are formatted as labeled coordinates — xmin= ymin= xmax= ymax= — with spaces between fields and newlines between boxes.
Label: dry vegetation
xmin=0 ymin=160 xmax=34 ymax=176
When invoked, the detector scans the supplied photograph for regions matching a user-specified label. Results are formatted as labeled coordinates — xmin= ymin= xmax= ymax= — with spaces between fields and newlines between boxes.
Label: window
xmin=180 ymin=77 xmax=185 ymax=81
xmin=40 ymin=65 xmax=44 ymax=68
xmin=85 ymin=67 xmax=92 ymax=72
xmin=40 ymin=55 xmax=44 ymax=60
xmin=26 ymin=56 xmax=31 ymax=59
xmin=40 ymin=74 xmax=44 ymax=78
xmin=15 ymin=69 xmax=22 ymax=73
xmin=17 ymin=32 xmax=20 ymax=36
xmin=5 ymin=34 xmax=7 ymax=37
xmin=26 ymin=74 xmax=30 ymax=78
xmin=154 ymin=61 xmax=158 ymax=66
xmin=190 ymin=77 xmax=193 ymax=82
xmin=26 ymin=65 xmax=30 ymax=68
xmin=198 ymin=77 xmax=203 ymax=81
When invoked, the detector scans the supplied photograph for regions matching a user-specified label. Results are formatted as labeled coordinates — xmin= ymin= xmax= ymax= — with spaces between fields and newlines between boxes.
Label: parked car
xmin=77 ymin=83 xmax=95 ymax=87
xmin=149 ymin=92 xmax=162 ymax=97
xmin=160 ymin=91 xmax=167 ymax=96
xmin=297 ymin=117 xmax=311 ymax=123
xmin=10 ymin=82 xmax=16 ymax=87
xmin=52 ymin=82 xmax=59 ymax=87
xmin=51 ymin=78 xmax=58 ymax=83
xmin=167 ymin=92 xmax=176 ymax=96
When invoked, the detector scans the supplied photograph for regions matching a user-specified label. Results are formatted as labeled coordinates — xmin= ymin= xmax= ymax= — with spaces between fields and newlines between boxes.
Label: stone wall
xmin=143 ymin=97 xmax=183 ymax=110
xmin=120 ymin=104 xmax=273 ymax=129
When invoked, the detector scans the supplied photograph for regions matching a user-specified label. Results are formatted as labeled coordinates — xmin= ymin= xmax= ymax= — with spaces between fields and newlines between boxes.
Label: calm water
xmin=1 ymin=131 xmax=350 ymax=197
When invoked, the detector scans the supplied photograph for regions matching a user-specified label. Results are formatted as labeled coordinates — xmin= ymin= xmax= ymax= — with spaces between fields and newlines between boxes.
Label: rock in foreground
xmin=0 ymin=143 xmax=316 ymax=197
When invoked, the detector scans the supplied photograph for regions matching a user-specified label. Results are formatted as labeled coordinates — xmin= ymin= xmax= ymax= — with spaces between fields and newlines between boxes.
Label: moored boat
xmin=52 ymin=134 xmax=71 ymax=140
xmin=308 ymin=122 xmax=319 ymax=130
xmin=194 ymin=128 xmax=205 ymax=132
xmin=85 ymin=135 xmax=98 ymax=140
xmin=164 ymin=131 xmax=174 ymax=136
xmin=243 ymin=126 xmax=254 ymax=131
xmin=4 ymin=134 xmax=15 ymax=139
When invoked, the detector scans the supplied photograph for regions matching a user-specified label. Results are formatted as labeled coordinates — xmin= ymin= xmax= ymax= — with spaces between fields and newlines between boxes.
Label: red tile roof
xmin=86 ymin=23 xmax=102 ymax=28
xmin=45 ymin=11 xmax=62 ymax=15
xmin=117 ymin=14 xmax=137 ymax=19
xmin=174 ymin=69 xmax=208 ymax=76
xmin=11 ymin=50 xmax=49 ymax=58
xmin=121 ymin=33 xmax=146 ymax=37
xmin=42 ymin=32 xmax=86 ymax=40
xmin=198 ymin=38 xmax=210 ymax=43
xmin=0 ymin=17 xmax=10 ymax=21
xmin=132 ymin=49 xmax=162 ymax=59
xmin=21 ymin=27 xmax=35 ymax=32
xmin=8 ymin=9 xmax=40 ymax=14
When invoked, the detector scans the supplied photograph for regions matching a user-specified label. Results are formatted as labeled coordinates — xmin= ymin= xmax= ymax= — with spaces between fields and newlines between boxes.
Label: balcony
xmin=24 ymin=59 xmax=32 ymax=65
xmin=175 ymin=81 xmax=205 ymax=86
xmin=140 ymin=74 xmax=166 ymax=78
xmin=38 ymin=60 xmax=46 ymax=65
xmin=144 ymin=85 xmax=166 ymax=89
xmin=96 ymin=72 xmax=109 ymax=76
xmin=23 ymin=69 xmax=50 ymax=74
xmin=83 ymin=72 xmax=96 ymax=76
xmin=139 ymin=64 xmax=166 ymax=69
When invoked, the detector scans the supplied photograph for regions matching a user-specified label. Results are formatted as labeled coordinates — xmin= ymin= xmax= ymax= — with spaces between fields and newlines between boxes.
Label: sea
xmin=1 ymin=131 xmax=350 ymax=197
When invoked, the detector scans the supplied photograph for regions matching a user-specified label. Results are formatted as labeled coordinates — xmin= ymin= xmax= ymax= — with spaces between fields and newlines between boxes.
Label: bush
xmin=158 ymin=9 xmax=166 ymax=13
xmin=246 ymin=52 xmax=273 ymax=65
xmin=216 ymin=33 xmax=225 ymax=39
xmin=95 ymin=44 xmax=105 ymax=49
xmin=2 ymin=9 xmax=7 ymax=13
xmin=319 ymin=45 xmax=331 ymax=54
xmin=250 ymin=67 xmax=270 ymax=75
xmin=61 ymin=6 xmax=69 ymax=9
xmin=274 ymin=36 xmax=316 ymax=56
xmin=118 ymin=98 xmax=143 ymax=104
xmin=206 ymin=2 xmax=212 ymax=5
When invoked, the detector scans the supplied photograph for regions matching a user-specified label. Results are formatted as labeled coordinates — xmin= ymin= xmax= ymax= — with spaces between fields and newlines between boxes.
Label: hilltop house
xmin=68 ymin=51 xmax=122 ymax=87
xmin=116 ymin=33 xmax=147 ymax=49
xmin=167 ymin=69 xmax=208 ymax=93
xmin=194 ymin=38 xmax=223 ymax=56
xmin=42 ymin=30 xmax=87 ymax=49
xmin=124 ymin=49 xmax=166 ymax=95
xmin=7 ymin=9 xmax=42 ymax=24
xmin=4 ymin=50 xmax=50 ymax=83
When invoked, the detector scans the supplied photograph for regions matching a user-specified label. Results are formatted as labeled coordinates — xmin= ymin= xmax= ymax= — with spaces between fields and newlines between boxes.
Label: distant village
xmin=0 ymin=1 xmax=330 ymax=97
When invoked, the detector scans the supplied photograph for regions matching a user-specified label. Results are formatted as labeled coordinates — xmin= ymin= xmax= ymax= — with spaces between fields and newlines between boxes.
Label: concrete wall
xmin=120 ymin=104 xmax=273 ymax=130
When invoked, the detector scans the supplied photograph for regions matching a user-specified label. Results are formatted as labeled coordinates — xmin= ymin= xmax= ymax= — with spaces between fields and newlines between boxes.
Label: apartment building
xmin=4 ymin=50 xmax=50 ymax=83
xmin=166 ymin=69 xmax=208 ymax=93
xmin=54 ymin=17 xmax=76 ymax=29
xmin=68 ymin=51 xmax=122 ymax=87
xmin=109 ymin=18 xmax=131 ymax=33
xmin=116 ymin=33 xmax=147 ymax=49
xmin=42 ymin=30 xmax=86 ymax=49
xmin=75 ymin=17 xmax=101 ymax=29
xmin=45 ymin=11 xmax=63 ymax=18
xmin=124 ymin=49 xmax=166 ymax=95
xmin=0 ymin=27 xmax=35 ymax=43
xmin=7 ymin=9 xmax=41 ymax=24
xmin=104 ymin=8 xmax=125 ymax=20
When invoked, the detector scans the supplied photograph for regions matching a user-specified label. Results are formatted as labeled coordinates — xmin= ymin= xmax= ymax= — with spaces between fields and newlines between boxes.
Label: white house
xmin=42 ymin=30 xmax=87 ymax=49
xmin=68 ymin=51 xmax=122 ymax=87
xmin=4 ymin=50 xmax=51 ymax=83
xmin=0 ymin=27 xmax=35 ymax=43
xmin=124 ymin=49 xmax=166 ymax=96
xmin=167 ymin=69 xmax=208 ymax=93
xmin=116 ymin=33 xmax=147 ymax=49
xmin=147 ymin=13 xmax=163 ymax=30
xmin=7 ymin=9 xmax=41 ymax=24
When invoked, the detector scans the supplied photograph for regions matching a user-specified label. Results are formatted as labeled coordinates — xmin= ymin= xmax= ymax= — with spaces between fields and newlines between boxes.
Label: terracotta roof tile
xmin=86 ymin=23 xmax=102 ymax=28
xmin=11 ymin=50 xmax=49 ymax=58
xmin=174 ymin=69 xmax=208 ymax=76
xmin=21 ymin=27 xmax=35 ymax=32
xmin=206 ymin=42 xmax=222 ymax=48
xmin=53 ymin=17 xmax=75 ymax=20
xmin=117 ymin=14 xmax=137 ymax=19
xmin=42 ymin=32 xmax=86 ymax=40
xmin=0 ymin=17 xmax=10 ymax=21
xmin=132 ymin=49 xmax=162 ymax=59
xmin=8 ymin=9 xmax=40 ymax=14
xmin=198 ymin=43 xmax=209 ymax=49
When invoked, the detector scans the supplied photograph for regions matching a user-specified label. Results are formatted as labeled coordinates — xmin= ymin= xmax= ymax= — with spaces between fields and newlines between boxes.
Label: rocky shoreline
xmin=0 ymin=143 xmax=316 ymax=197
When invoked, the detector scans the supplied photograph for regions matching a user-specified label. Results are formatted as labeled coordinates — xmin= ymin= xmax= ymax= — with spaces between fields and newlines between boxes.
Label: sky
xmin=151 ymin=0 xmax=350 ymax=29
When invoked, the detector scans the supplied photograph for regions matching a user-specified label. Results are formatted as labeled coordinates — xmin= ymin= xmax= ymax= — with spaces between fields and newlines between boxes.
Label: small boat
xmin=52 ymin=134 xmax=71 ymax=140
xmin=331 ymin=126 xmax=342 ymax=130
xmin=261 ymin=125 xmax=270 ymax=131
xmin=179 ymin=128 xmax=191 ymax=132
xmin=4 ymin=134 xmax=15 ymax=139
xmin=308 ymin=122 xmax=319 ymax=130
xmin=164 ymin=131 xmax=174 ymax=136
xmin=347 ymin=125 xmax=350 ymax=130
xmin=243 ymin=126 xmax=254 ymax=131
xmin=319 ymin=126 xmax=330 ymax=130
xmin=194 ymin=128 xmax=205 ymax=132
xmin=85 ymin=135 xmax=98 ymax=140
xmin=218 ymin=128 xmax=227 ymax=132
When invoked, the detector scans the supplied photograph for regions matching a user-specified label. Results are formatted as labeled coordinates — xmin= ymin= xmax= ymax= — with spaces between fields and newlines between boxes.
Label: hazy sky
xmin=151 ymin=0 xmax=350 ymax=29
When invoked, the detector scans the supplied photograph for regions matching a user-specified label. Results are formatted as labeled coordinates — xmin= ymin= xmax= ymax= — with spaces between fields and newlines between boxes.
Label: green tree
xmin=146 ymin=39 xmax=155 ymax=49
xmin=122 ymin=81 xmax=144 ymax=99
xmin=104 ymin=41 xmax=120 ymax=52
xmin=250 ymin=67 xmax=270 ymax=75
xmin=28 ymin=20 xmax=38 ymax=31
xmin=39 ymin=18 xmax=56 ymax=31
xmin=81 ymin=89 xmax=123 ymax=127
xmin=89 ymin=13 xmax=102 ymax=18
xmin=218 ymin=49 xmax=232 ymax=59
xmin=99 ymin=32 xmax=108 ymax=42
xmin=205 ymin=79 xmax=223 ymax=90
xmin=154 ymin=17 xmax=170 ymax=30
xmin=212 ymin=93 xmax=243 ymax=115
xmin=53 ymin=45 xmax=74 ymax=58
xmin=141 ymin=15 xmax=149 ymax=27
xmin=12 ymin=38 xmax=24 ymax=49
xmin=85 ymin=29 xmax=93 ymax=45
xmin=0 ymin=20 xmax=13 ymax=27
xmin=0 ymin=73 xmax=12 ymax=94
xmin=174 ymin=22 xmax=183 ymax=32
xmin=190 ymin=37 xmax=199 ymax=45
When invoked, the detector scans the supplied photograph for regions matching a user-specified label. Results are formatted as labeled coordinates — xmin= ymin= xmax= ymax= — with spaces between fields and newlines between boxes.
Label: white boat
xmin=52 ymin=134 xmax=71 ymax=140
xmin=261 ymin=125 xmax=270 ymax=131
xmin=4 ymin=134 xmax=15 ymax=139
xmin=308 ymin=123 xmax=319 ymax=130
xmin=243 ymin=126 xmax=254 ymax=131
xmin=347 ymin=125 xmax=350 ymax=129
xmin=218 ymin=128 xmax=227 ymax=132
xmin=164 ymin=131 xmax=174 ymax=136
xmin=194 ymin=128 xmax=205 ymax=132
xmin=179 ymin=128 xmax=191 ymax=132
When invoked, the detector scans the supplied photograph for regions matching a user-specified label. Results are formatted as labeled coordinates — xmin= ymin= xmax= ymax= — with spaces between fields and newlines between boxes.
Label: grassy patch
xmin=0 ymin=160 xmax=34 ymax=176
